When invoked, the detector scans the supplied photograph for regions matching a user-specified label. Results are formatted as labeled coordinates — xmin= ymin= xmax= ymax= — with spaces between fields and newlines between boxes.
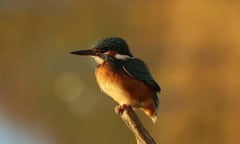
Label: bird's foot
xmin=115 ymin=104 xmax=129 ymax=115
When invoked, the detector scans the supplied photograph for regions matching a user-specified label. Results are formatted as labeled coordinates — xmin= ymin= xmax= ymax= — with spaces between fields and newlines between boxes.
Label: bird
xmin=70 ymin=37 xmax=161 ymax=123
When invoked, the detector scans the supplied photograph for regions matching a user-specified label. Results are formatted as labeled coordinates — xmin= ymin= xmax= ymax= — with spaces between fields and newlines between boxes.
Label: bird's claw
xmin=115 ymin=104 xmax=128 ymax=115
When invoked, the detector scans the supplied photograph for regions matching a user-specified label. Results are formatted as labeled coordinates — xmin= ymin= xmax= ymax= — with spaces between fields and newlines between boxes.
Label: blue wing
xmin=123 ymin=58 xmax=161 ymax=92
xmin=122 ymin=58 xmax=160 ymax=107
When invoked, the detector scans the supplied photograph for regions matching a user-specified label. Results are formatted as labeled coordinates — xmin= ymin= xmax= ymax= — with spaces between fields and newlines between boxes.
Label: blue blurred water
xmin=0 ymin=113 xmax=51 ymax=144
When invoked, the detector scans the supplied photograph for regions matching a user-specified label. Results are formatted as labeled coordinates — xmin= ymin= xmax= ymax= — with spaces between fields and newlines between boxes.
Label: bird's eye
xmin=100 ymin=47 xmax=108 ymax=53
xmin=94 ymin=47 xmax=108 ymax=53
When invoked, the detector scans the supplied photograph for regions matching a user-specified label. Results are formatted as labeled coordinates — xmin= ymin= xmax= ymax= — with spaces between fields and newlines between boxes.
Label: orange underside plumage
xmin=95 ymin=62 xmax=157 ymax=119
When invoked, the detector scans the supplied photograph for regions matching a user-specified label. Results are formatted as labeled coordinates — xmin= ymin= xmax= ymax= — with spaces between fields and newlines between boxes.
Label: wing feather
xmin=122 ymin=58 xmax=161 ymax=92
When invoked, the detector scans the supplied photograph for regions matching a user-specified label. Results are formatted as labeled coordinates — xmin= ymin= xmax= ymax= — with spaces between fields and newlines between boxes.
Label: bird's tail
xmin=150 ymin=112 xmax=158 ymax=123
xmin=142 ymin=107 xmax=158 ymax=123
xmin=151 ymin=92 xmax=159 ymax=123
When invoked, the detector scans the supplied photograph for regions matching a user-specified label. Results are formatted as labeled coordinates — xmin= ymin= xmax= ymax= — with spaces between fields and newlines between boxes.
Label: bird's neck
xmin=95 ymin=54 xmax=127 ymax=72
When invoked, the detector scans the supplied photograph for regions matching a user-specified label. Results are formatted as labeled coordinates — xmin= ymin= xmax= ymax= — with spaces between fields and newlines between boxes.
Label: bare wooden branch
xmin=115 ymin=105 xmax=157 ymax=144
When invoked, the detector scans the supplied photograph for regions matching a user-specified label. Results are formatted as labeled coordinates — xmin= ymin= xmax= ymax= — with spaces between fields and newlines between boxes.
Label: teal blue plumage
xmin=122 ymin=58 xmax=160 ymax=108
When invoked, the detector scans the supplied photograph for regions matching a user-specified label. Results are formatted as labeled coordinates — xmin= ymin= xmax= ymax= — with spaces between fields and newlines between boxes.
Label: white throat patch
xmin=91 ymin=56 xmax=104 ymax=64
xmin=91 ymin=54 xmax=131 ymax=64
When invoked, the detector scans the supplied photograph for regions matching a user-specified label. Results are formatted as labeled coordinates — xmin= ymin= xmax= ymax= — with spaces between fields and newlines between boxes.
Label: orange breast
xmin=95 ymin=62 xmax=156 ymax=116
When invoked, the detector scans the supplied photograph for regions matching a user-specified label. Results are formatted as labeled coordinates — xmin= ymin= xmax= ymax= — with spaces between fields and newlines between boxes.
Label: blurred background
xmin=0 ymin=0 xmax=240 ymax=144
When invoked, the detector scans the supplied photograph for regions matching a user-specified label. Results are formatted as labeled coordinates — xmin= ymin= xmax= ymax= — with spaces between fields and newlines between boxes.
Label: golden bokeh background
xmin=0 ymin=0 xmax=240 ymax=144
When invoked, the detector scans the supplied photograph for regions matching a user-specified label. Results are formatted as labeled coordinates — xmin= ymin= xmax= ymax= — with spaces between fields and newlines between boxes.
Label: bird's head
xmin=70 ymin=37 xmax=133 ymax=64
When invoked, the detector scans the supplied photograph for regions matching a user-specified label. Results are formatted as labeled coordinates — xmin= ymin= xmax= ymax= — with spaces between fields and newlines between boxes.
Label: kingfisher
xmin=70 ymin=37 xmax=161 ymax=123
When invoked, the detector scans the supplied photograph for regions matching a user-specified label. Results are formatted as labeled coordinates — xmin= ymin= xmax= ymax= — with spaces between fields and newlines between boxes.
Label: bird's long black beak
xmin=70 ymin=49 xmax=96 ymax=56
